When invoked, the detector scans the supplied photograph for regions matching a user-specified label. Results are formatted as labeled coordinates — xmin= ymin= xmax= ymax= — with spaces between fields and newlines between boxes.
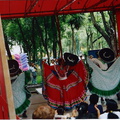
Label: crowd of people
xmin=32 ymin=94 xmax=120 ymax=119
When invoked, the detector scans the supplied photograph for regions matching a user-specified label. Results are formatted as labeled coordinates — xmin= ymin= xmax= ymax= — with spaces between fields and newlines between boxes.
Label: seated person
xmin=99 ymin=99 xmax=120 ymax=119
xmin=76 ymin=102 xmax=88 ymax=119
xmin=54 ymin=106 xmax=69 ymax=119
xmin=32 ymin=104 xmax=55 ymax=119
xmin=88 ymin=94 xmax=103 ymax=116
xmin=76 ymin=102 xmax=99 ymax=119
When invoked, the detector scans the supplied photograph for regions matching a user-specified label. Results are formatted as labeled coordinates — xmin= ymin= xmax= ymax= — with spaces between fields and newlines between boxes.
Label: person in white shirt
xmin=99 ymin=99 xmax=120 ymax=119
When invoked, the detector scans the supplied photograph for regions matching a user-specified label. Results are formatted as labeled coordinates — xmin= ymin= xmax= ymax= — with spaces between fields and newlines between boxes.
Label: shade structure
xmin=0 ymin=0 xmax=120 ymax=19
xmin=0 ymin=0 xmax=120 ymax=119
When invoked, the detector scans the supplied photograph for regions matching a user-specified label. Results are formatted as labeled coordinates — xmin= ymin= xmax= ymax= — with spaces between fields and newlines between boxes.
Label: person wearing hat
xmin=98 ymin=48 xmax=116 ymax=68
xmin=99 ymin=48 xmax=120 ymax=101
xmin=42 ymin=52 xmax=87 ymax=110
xmin=87 ymin=48 xmax=120 ymax=97
xmin=63 ymin=52 xmax=79 ymax=66
xmin=8 ymin=59 xmax=31 ymax=118
xmin=88 ymin=54 xmax=108 ymax=70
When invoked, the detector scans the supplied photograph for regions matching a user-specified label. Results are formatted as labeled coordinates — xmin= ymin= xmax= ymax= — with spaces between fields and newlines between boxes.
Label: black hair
xmin=89 ymin=94 xmax=99 ymax=105
xmin=57 ymin=106 xmax=65 ymax=115
xmin=76 ymin=102 xmax=88 ymax=119
xmin=108 ymin=112 xmax=119 ymax=119
xmin=106 ymin=99 xmax=118 ymax=111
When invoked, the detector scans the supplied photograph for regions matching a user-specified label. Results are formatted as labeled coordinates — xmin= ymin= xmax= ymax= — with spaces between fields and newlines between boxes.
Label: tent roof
xmin=0 ymin=0 xmax=120 ymax=19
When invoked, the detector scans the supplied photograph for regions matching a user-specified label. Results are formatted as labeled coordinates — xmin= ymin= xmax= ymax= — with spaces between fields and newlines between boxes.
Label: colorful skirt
xmin=42 ymin=61 xmax=87 ymax=109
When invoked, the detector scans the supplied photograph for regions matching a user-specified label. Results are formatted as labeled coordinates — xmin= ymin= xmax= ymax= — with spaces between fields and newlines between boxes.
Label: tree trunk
xmin=34 ymin=17 xmax=50 ymax=64
xmin=90 ymin=12 xmax=113 ymax=49
xmin=51 ymin=16 xmax=57 ymax=58
xmin=55 ymin=15 xmax=62 ymax=58
xmin=43 ymin=17 xmax=50 ymax=64
xmin=32 ymin=17 xmax=36 ymax=62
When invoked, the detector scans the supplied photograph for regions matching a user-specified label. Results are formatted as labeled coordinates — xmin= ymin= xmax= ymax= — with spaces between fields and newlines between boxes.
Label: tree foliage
xmin=2 ymin=11 xmax=117 ymax=62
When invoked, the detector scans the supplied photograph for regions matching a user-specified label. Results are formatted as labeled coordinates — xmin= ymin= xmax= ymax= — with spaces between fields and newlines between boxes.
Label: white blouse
xmin=99 ymin=111 xmax=120 ymax=119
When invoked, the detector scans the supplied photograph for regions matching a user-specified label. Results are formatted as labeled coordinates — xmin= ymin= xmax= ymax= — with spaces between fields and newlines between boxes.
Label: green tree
xmin=67 ymin=14 xmax=85 ymax=54
xmin=90 ymin=11 xmax=117 ymax=54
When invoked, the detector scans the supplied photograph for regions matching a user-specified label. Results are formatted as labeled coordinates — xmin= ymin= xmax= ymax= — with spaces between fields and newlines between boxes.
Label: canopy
xmin=1 ymin=0 xmax=120 ymax=119
xmin=0 ymin=0 xmax=120 ymax=19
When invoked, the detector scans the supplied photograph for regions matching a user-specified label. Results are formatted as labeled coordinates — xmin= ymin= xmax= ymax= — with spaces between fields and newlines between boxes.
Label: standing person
xmin=29 ymin=63 xmax=37 ymax=84
xmin=42 ymin=52 xmax=87 ymax=110
xmin=87 ymin=48 xmax=120 ymax=97
xmin=50 ymin=59 xmax=56 ymax=66
xmin=8 ymin=59 xmax=31 ymax=118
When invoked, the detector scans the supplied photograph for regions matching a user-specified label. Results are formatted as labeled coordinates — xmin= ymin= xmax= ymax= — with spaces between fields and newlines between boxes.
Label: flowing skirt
xmin=42 ymin=61 xmax=87 ymax=109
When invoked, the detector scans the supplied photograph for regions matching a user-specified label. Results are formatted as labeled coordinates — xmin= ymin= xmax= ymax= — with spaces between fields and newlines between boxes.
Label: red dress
xmin=42 ymin=60 xmax=87 ymax=109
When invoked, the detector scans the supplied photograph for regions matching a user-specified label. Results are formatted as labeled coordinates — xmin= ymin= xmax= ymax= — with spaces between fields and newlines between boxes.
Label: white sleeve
xmin=99 ymin=113 xmax=108 ymax=119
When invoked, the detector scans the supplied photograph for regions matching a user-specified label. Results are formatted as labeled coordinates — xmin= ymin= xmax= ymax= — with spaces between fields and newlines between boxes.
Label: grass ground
xmin=36 ymin=75 xmax=42 ymax=84
xmin=28 ymin=68 xmax=43 ymax=84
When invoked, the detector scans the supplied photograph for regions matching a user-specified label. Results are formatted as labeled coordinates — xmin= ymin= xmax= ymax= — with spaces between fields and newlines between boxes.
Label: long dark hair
xmin=76 ymin=102 xmax=88 ymax=119
xmin=57 ymin=106 xmax=65 ymax=115
xmin=106 ymin=99 xmax=118 ymax=111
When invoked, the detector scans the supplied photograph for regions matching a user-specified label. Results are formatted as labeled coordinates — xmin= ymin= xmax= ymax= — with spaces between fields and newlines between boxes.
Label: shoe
xmin=22 ymin=111 xmax=27 ymax=118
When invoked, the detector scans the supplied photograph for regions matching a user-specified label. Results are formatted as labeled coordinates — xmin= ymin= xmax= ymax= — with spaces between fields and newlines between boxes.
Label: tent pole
xmin=115 ymin=9 xmax=120 ymax=56
xmin=0 ymin=16 xmax=16 ymax=119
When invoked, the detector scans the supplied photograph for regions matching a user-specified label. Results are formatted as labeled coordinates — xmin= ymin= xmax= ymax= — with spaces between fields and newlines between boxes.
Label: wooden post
xmin=0 ymin=17 xmax=16 ymax=118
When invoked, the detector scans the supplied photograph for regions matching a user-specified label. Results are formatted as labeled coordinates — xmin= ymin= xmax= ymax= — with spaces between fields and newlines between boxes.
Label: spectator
xmin=29 ymin=62 xmax=37 ymax=84
xmin=108 ymin=112 xmax=119 ymax=119
xmin=54 ymin=106 xmax=69 ymax=119
xmin=76 ymin=102 xmax=88 ymax=119
xmin=99 ymin=99 xmax=120 ymax=119
xmin=50 ymin=59 xmax=56 ymax=66
xmin=32 ymin=105 xmax=55 ymax=119
xmin=76 ymin=102 xmax=99 ymax=119
xmin=70 ymin=108 xmax=78 ymax=119
xmin=88 ymin=94 xmax=103 ymax=116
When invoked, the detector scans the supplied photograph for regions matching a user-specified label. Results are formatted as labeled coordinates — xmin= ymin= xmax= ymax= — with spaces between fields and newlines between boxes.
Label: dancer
xmin=42 ymin=53 xmax=87 ymax=110
xmin=8 ymin=59 xmax=31 ymax=117
xmin=87 ymin=48 xmax=120 ymax=97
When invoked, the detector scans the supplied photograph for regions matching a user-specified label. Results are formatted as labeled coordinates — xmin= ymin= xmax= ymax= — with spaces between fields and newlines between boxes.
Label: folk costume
xmin=8 ymin=56 xmax=31 ymax=115
xmin=42 ymin=53 xmax=87 ymax=110
xmin=87 ymin=48 xmax=120 ymax=96
xmin=11 ymin=71 xmax=31 ymax=115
